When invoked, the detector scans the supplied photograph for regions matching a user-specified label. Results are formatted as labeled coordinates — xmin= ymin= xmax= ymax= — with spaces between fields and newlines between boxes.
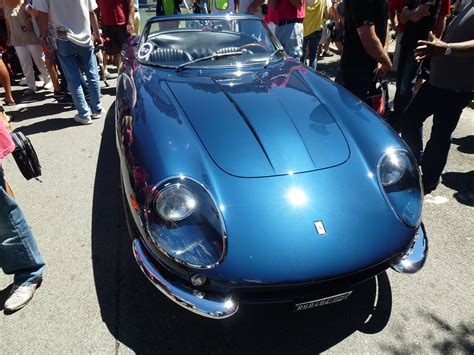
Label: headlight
xmin=155 ymin=184 xmax=197 ymax=222
xmin=145 ymin=177 xmax=226 ymax=269
xmin=377 ymin=149 xmax=423 ymax=226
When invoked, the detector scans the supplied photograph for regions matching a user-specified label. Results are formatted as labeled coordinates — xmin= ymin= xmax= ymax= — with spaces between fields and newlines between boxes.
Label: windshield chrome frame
xmin=137 ymin=14 xmax=284 ymax=70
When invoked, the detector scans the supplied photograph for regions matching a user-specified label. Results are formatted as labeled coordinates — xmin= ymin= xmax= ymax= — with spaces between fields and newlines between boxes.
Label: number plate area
xmin=294 ymin=291 xmax=353 ymax=312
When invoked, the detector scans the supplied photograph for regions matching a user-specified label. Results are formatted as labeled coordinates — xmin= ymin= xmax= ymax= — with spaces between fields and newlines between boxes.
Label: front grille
xmin=231 ymin=259 xmax=394 ymax=304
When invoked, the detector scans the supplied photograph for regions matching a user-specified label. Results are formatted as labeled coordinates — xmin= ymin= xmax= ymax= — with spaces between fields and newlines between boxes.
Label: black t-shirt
xmin=401 ymin=0 xmax=442 ymax=50
xmin=340 ymin=0 xmax=389 ymax=73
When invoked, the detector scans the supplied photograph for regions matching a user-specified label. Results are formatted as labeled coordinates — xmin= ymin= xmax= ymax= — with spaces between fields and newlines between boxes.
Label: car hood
xmin=166 ymin=63 xmax=349 ymax=177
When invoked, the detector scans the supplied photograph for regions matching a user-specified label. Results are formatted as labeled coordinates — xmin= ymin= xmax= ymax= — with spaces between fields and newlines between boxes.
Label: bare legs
xmin=0 ymin=57 xmax=15 ymax=105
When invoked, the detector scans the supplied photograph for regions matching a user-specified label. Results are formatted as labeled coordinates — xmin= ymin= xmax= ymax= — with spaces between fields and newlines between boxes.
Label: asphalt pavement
xmin=0 ymin=53 xmax=473 ymax=354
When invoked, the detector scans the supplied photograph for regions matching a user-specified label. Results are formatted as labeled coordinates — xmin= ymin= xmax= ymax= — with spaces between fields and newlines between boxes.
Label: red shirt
xmin=97 ymin=0 xmax=130 ymax=26
xmin=274 ymin=0 xmax=305 ymax=23
xmin=389 ymin=0 xmax=407 ymax=32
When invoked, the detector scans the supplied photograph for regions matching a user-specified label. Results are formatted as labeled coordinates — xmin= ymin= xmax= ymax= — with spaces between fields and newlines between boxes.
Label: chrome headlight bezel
xmin=144 ymin=176 xmax=227 ymax=269
xmin=377 ymin=149 xmax=423 ymax=227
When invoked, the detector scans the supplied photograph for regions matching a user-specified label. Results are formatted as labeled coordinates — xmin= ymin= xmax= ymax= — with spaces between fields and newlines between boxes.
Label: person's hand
xmin=376 ymin=61 xmax=392 ymax=77
xmin=25 ymin=18 xmax=33 ymax=32
xmin=414 ymin=31 xmax=447 ymax=61
xmin=0 ymin=111 xmax=12 ymax=132
xmin=126 ymin=21 xmax=134 ymax=35
xmin=414 ymin=4 xmax=430 ymax=18
xmin=93 ymin=32 xmax=103 ymax=46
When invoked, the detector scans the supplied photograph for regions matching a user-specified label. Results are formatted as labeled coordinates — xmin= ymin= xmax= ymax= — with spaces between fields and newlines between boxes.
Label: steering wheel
xmin=239 ymin=43 xmax=268 ymax=54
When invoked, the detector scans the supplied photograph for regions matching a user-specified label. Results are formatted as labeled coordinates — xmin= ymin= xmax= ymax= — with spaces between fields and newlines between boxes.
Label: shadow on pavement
xmin=442 ymin=171 xmax=474 ymax=207
xmin=92 ymin=105 xmax=393 ymax=354
xmin=9 ymin=103 xmax=75 ymax=123
xmin=451 ymin=135 xmax=474 ymax=154
xmin=0 ymin=285 xmax=12 ymax=312
xmin=14 ymin=118 xmax=77 ymax=136
xmin=379 ymin=311 xmax=474 ymax=354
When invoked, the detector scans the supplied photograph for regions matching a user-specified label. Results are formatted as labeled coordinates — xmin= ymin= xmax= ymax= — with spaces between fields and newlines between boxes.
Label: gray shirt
xmin=0 ymin=0 xmax=38 ymax=46
xmin=430 ymin=1 xmax=474 ymax=92
xmin=33 ymin=0 xmax=98 ymax=47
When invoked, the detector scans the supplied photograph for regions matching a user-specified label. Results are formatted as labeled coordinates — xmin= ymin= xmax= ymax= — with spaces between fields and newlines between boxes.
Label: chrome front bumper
xmin=132 ymin=239 xmax=239 ymax=319
xmin=391 ymin=224 xmax=428 ymax=274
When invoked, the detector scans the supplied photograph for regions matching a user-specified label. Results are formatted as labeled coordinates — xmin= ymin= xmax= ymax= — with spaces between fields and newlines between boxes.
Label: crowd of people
xmin=0 ymin=0 xmax=473 ymax=313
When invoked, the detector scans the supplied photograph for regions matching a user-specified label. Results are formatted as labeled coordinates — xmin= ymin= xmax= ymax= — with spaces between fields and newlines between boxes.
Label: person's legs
xmin=55 ymin=39 xmax=90 ymax=119
xmin=0 ymin=168 xmax=45 ymax=286
xmin=27 ymin=44 xmax=51 ymax=87
xmin=393 ymin=46 xmax=421 ymax=116
xmin=14 ymin=46 xmax=36 ymax=91
xmin=0 ymin=55 xmax=15 ymax=104
xmin=76 ymin=44 xmax=102 ymax=114
xmin=275 ymin=23 xmax=303 ymax=59
xmin=45 ymin=57 xmax=62 ymax=92
xmin=306 ymin=30 xmax=322 ymax=70
xmin=420 ymin=90 xmax=473 ymax=190
xmin=392 ymin=32 xmax=403 ymax=72
xmin=400 ymin=82 xmax=436 ymax=162
xmin=337 ymin=68 xmax=373 ymax=100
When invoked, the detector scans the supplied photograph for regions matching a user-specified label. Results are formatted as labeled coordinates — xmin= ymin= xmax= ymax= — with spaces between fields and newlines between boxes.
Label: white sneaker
xmin=4 ymin=278 xmax=42 ymax=312
xmin=91 ymin=109 xmax=105 ymax=119
xmin=19 ymin=77 xmax=27 ymax=86
xmin=43 ymin=81 xmax=54 ymax=90
xmin=74 ymin=113 xmax=92 ymax=125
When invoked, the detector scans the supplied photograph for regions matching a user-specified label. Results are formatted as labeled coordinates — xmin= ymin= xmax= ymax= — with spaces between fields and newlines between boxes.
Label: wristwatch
xmin=444 ymin=45 xmax=452 ymax=56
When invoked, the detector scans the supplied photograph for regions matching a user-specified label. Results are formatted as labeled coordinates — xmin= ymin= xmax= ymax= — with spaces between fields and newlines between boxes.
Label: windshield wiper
xmin=176 ymin=51 xmax=243 ymax=72
xmin=264 ymin=48 xmax=285 ymax=68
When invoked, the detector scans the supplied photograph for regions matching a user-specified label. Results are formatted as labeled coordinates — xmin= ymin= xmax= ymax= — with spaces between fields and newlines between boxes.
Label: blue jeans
xmin=275 ymin=22 xmax=303 ymax=59
xmin=393 ymin=45 xmax=422 ymax=117
xmin=301 ymin=30 xmax=322 ymax=70
xmin=0 ymin=167 xmax=45 ymax=285
xmin=55 ymin=39 xmax=102 ymax=119
xmin=401 ymin=82 xmax=474 ymax=189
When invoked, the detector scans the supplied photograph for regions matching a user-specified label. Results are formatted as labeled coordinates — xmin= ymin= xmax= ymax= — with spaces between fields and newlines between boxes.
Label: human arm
xmin=400 ymin=4 xmax=430 ymax=24
xmin=351 ymin=0 xmax=392 ymax=73
xmin=433 ymin=0 xmax=450 ymax=37
xmin=357 ymin=25 xmax=393 ymax=74
xmin=22 ymin=1 xmax=40 ymax=16
xmin=389 ymin=0 xmax=398 ymax=30
xmin=127 ymin=0 xmax=135 ymax=34
xmin=415 ymin=31 xmax=474 ymax=60
xmin=36 ymin=10 xmax=48 ymax=46
xmin=90 ymin=10 xmax=103 ymax=45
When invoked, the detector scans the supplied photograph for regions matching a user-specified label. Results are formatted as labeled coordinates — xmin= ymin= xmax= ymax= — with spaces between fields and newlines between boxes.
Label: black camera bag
xmin=11 ymin=132 xmax=42 ymax=180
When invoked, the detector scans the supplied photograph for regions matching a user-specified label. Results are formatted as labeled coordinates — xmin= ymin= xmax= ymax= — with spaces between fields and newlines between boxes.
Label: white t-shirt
xmin=33 ymin=0 xmax=98 ymax=47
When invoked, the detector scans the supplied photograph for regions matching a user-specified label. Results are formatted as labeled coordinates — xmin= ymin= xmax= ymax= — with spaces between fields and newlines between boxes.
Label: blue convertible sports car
xmin=116 ymin=14 xmax=427 ymax=319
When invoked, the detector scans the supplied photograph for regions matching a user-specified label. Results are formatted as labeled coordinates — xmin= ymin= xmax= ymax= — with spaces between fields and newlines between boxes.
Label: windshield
xmin=138 ymin=16 xmax=282 ymax=68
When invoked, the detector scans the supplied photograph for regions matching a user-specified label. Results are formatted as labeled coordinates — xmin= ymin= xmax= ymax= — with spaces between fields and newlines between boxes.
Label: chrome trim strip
xmin=376 ymin=148 xmax=424 ymax=227
xmin=132 ymin=239 xmax=239 ymax=319
xmin=391 ymin=224 xmax=428 ymax=274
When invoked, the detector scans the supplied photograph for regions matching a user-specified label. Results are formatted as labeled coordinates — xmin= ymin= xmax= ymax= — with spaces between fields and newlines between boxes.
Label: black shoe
xmin=53 ymin=90 xmax=65 ymax=98
xmin=56 ymin=94 xmax=74 ymax=105
xmin=322 ymin=51 xmax=334 ymax=57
